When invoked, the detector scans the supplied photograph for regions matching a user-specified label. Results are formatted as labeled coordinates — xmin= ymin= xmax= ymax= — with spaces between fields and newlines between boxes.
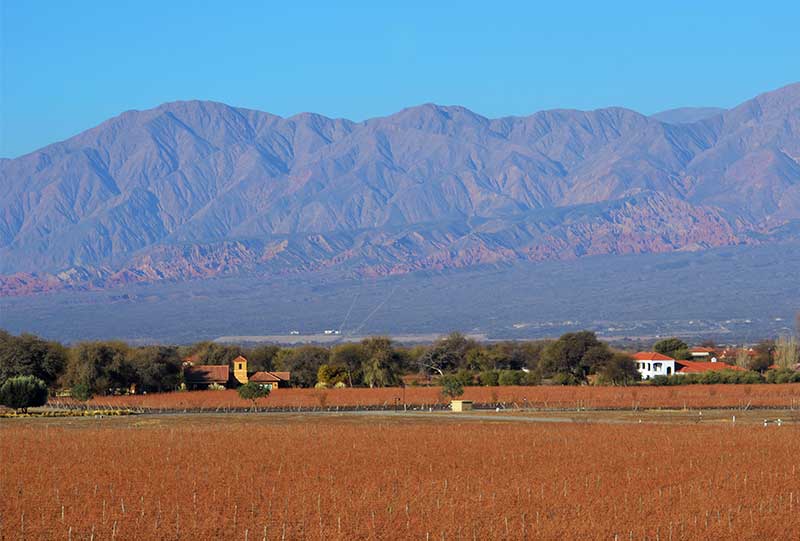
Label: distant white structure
xmin=289 ymin=330 xmax=300 ymax=335
xmin=689 ymin=347 xmax=718 ymax=362
xmin=632 ymin=352 xmax=676 ymax=379
xmin=323 ymin=329 xmax=340 ymax=335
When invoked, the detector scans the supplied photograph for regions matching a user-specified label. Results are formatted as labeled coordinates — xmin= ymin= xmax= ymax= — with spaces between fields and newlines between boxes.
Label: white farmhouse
xmin=632 ymin=352 xmax=677 ymax=379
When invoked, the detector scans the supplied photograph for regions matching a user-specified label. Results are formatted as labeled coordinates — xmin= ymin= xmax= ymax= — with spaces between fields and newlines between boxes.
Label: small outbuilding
xmin=451 ymin=400 xmax=473 ymax=412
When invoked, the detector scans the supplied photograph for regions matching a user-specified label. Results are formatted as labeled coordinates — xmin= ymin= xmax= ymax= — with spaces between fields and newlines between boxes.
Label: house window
xmin=653 ymin=363 xmax=662 ymax=371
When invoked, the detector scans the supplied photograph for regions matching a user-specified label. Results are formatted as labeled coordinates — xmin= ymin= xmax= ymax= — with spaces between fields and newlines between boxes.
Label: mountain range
xmin=2 ymin=83 xmax=799 ymax=296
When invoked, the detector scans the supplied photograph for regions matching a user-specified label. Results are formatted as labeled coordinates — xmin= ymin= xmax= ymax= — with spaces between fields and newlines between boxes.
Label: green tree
xmin=70 ymin=382 xmax=93 ymax=402
xmin=317 ymin=364 xmax=348 ymax=387
xmin=0 ymin=375 xmax=49 ymax=412
xmin=439 ymin=375 xmax=464 ymax=400
xmin=281 ymin=346 xmax=329 ymax=388
xmin=247 ymin=345 xmax=281 ymax=372
xmin=580 ymin=345 xmax=613 ymax=375
xmin=0 ymin=331 xmax=67 ymax=387
xmin=63 ymin=341 xmax=134 ymax=395
xmin=191 ymin=342 xmax=244 ymax=365
xmin=361 ymin=337 xmax=400 ymax=388
xmin=595 ymin=353 xmax=640 ymax=385
xmin=653 ymin=338 xmax=690 ymax=360
xmin=749 ymin=340 xmax=774 ymax=372
xmin=237 ymin=381 xmax=270 ymax=407
xmin=539 ymin=331 xmax=609 ymax=381
xmin=418 ymin=332 xmax=478 ymax=375
xmin=128 ymin=346 xmax=182 ymax=392
xmin=330 ymin=343 xmax=367 ymax=386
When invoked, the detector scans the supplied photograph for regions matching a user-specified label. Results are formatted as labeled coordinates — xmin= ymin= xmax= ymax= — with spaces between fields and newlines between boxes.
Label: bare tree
xmin=734 ymin=347 xmax=750 ymax=369
xmin=775 ymin=335 xmax=799 ymax=370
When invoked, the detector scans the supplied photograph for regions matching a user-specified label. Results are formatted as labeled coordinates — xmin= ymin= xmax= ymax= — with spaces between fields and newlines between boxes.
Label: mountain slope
xmin=2 ymin=83 xmax=799 ymax=295
xmin=651 ymin=107 xmax=726 ymax=124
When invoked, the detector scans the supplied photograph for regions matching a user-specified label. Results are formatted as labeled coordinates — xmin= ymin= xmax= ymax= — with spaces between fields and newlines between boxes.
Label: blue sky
xmin=2 ymin=0 xmax=799 ymax=157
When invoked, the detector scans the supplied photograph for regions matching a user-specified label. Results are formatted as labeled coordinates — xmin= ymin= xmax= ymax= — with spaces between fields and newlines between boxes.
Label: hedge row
xmin=649 ymin=369 xmax=800 ymax=386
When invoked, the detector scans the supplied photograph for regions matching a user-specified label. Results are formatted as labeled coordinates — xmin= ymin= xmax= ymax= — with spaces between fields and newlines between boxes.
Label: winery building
xmin=183 ymin=355 xmax=291 ymax=390
xmin=633 ymin=351 xmax=747 ymax=380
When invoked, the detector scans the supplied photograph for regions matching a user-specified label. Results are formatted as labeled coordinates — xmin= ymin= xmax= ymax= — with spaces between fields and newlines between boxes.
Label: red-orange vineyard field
xmin=63 ymin=383 xmax=800 ymax=411
xmin=1 ymin=415 xmax=799 ymax=540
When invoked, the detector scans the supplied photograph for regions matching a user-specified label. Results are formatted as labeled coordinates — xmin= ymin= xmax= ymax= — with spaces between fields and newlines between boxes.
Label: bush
xmin=478 ymin=370 xmax=499 ymax=386
xmin=650 ymin=370 xmax=767 ymax=386
xmin=765 ymin=369 xmax=800 ymax=384
xmin=70 ymin=382 xmax=93 ymax=401
xmin=0 ymin=375 xmax=49 ymax=412
xmin=498 ymin=370 xmax=523 ymax=386
xmin=521 ymin=371 xmax=541 ymax=386
xmin=237 ymin=381 xmax=271 ymax=405
xmin=454 ymin=369 xmax=475 ymax=387
xmin=738 ymin=371 xmax=765 ymax=384
xmin=551 ymin=373 xmax=579 ymax=386
xmin=697 ymin=371 xmax=722 ymax=385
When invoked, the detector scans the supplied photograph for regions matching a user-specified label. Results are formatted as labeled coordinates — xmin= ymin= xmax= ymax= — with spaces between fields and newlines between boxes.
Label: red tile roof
xmin=675 ymin=360 xmax=747 ymax=374
xmin=249 ymin=371 xmax=291 ymax=383
xmin=632 ymin=352 xmax=676 ymax=361
xmin=690 ymin=347 xmax=717 ymax=353
xmin=184 ymin=365 xmax=230 ymax=384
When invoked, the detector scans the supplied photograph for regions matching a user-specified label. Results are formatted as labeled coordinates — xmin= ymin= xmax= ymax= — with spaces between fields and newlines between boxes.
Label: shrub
xmin=237 ymin=381 xmax=271 ymax=406
xmin=521 ymin=371 xmax=541 ymax=386
xmin=765 ymin=369 xmax=800 ymax=384
xmin=454 ymin=369 xmax=475 ymax=387
xmin=498 ymin=370 xmax=523 ymax=386
xmin=478 ymin=370 xmax=499 ymax=386
xmin=698 ymin=371 xmax=722 ymax=385
xmin=551 ymin=373 xmax=579 ymax=386
xmin=0 ymin=375 xmax=49 ymax=412
xmin=739 ymin=371 xmax=765 ymax=384
xmin=70 ymin=382 xmax=93 ymax=401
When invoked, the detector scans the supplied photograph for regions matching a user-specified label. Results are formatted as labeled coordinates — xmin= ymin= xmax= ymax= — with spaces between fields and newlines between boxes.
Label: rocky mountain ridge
xmin=2 ymin=83 xmax=799 ymax=296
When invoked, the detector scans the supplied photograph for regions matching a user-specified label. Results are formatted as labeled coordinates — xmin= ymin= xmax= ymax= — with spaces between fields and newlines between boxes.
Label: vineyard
xmin=1 ymin=414 xmax=798 ymax=540
xmin=54 ymin=383 xmax=800 ymax=412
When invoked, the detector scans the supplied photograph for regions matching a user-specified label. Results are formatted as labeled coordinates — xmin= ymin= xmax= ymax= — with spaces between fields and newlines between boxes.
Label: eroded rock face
xmin=2 ymin=84 xmax=799 ymax=295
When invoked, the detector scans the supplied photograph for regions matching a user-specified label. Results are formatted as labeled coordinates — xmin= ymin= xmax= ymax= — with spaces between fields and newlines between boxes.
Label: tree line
xmin=0 ymin=330 xmax=643 ymax=396
xmin=1 ymin=328 xmax=796 ymax=406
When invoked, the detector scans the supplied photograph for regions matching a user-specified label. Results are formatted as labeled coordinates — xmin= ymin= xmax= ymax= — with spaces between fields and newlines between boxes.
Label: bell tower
xmin=232 ymin=355 xmax=248 ymax=384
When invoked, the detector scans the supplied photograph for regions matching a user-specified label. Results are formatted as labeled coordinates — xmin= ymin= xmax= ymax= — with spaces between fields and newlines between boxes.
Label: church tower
xmin=232 ymin=355 xmax=248 ymax=384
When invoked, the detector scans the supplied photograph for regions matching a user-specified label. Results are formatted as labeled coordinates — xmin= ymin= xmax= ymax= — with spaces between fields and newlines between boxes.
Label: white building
xmin=632 ymin=352 xmax=677 ymax=379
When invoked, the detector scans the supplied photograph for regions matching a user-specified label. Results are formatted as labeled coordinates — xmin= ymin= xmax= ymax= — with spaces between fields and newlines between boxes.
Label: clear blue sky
xmin=2 ymin=0 xmax=799 ymax=158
